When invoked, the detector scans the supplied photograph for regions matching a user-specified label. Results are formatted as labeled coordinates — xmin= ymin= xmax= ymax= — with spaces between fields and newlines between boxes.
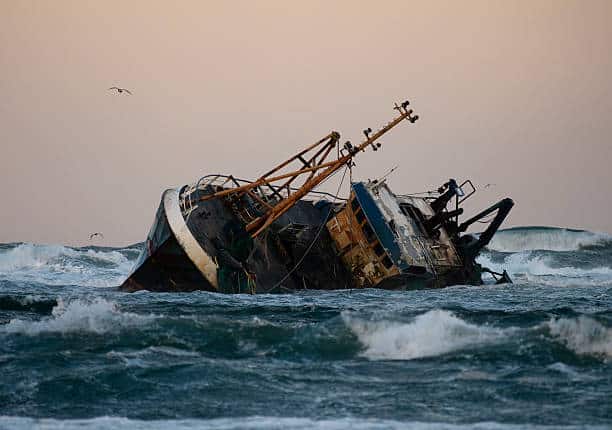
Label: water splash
xmin=2 ymin=298 xmax=154 ymax=335
xmin=344 ymin=309 xmax=506 ymax=360
xmin=0 ymin=243 xmax=138 ymax=287
xmin=547 ymin=316 xmax=612 ymax=359
xmin=477 ymin=252 xmax=612 ymax=279
xmin=487 ymin=227 xmax=611 ymax=252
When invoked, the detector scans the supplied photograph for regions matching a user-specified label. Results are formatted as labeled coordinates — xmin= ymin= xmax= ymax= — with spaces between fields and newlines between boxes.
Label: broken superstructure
xmin=120 ymin=101 xmax=513 ymax=293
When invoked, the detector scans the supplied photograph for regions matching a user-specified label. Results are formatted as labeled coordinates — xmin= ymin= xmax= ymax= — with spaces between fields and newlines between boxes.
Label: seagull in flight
xmin=108 ymin=86 xmax=132 ymax=95
xmin=89 ymin=232 xmax=104 ymax=240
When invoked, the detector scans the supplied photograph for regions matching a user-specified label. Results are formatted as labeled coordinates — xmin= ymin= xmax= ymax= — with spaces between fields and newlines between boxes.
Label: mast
xmin=200 ymin=101 xmax=419 ymax=237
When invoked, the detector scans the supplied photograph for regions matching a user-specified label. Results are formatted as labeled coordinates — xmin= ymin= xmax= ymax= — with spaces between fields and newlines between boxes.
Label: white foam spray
xmin=3 ymin=298 xmax=154 ymax=335
xmin=0 ymin=243 xmax=132 ymax=270
xmin=487 ymin=227 xmax=610 ymax=252
xmin=477 ymin=252 xmax=612 ymax=280
xmin=547 ymin=316 xmax=612 ymax=360
xmin=344 ymin=309 xmax=506 ymax=360
xmin=0 ymin=243 xmax=135 ymax=287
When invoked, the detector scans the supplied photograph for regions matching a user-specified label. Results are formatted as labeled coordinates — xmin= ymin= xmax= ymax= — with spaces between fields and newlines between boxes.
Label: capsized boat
xmin=120 ymin=101 xmax=513 ymax=293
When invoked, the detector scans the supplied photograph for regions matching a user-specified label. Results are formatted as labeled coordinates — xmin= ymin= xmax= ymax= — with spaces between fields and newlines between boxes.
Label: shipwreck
xmin=120 ymin=101 xmax=513 ymax=293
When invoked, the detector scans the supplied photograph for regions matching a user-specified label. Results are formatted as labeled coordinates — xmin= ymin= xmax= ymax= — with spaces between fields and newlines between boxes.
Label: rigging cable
xmin=262 ymin=165 xmax=350 ymax=293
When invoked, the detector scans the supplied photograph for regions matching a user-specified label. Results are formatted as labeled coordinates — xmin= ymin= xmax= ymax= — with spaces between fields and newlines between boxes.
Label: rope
xmin=377 ymin=165 xmax=399 ymax=182
xmin=244 ymin=269 xmax=256 ymax=294
xmin=261 ymin=165 xmax=350 ymax=293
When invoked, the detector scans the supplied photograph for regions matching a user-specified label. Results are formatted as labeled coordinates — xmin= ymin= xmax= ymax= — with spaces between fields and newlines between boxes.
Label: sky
xmin=2 ymin=0 xmax=611 ymax=246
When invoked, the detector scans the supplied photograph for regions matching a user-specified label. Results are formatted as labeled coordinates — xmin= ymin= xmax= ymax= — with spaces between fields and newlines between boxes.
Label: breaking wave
xmin=0 ymin=243 xmax=139 ymax=287
xmin=547 ymin=316 xmax=612 ymax=359
xmin=0 ymin=243 xmax=130 ymax=271
xmin=477 ymin=252 xmax=612 ymax=280
xmin=344 ymin=309 xmax=506 ymax=360
xmin=2 ymin=298 xmax=154 ymax=335
xmin=476 ymin=227 xmax=612 ymax=282
xmin=486 ymin=227 xmax=611 ymax=252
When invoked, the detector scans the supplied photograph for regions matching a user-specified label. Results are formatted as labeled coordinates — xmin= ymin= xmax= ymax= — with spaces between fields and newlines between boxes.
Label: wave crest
xmin=0 ymin=243 xmax=129 ymax=272
xmin=344 ymin=309 xmax=505 ymax=360
xmin=0 ymin=243 xmax=137 ymax=288
xmin=547 ymin=316 xmax=612 ymax=359
xmin=2 ymin=298 xmax=154 ymax=335
xmin=477 ymin=252 xmax=612 ymax=280
xmin=486 ymin=227 xmax=611 ymax=252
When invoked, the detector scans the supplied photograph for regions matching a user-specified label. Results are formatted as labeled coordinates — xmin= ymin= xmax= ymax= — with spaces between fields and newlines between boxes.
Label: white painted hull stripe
xmin=163 ymin=188 xmax=219 ymax=289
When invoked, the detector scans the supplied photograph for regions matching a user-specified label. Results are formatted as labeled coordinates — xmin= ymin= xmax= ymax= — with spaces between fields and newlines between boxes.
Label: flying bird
xmin=108 ymin=86 xmax=132 ymax=95
xmin=89 ymin=232 xmax=104 ymax=240
xmin=484 ymin=183 xmax=496 ymax=189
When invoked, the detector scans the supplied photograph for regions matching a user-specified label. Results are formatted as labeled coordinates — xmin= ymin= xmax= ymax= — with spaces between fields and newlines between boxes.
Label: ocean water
xmin=0 ymin=227 xmax=611 ymax=429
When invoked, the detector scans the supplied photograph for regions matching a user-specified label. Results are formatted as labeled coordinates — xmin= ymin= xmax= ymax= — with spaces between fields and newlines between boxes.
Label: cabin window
xmin=381 ymin=255 xmax=394 ymax=269
xmin=373 ymin=242 xmax=385 ymax=256
xmin=400 ymin=203 xmax=414 ymax=218
xmin=362 ymin=223 xmax=376 ymax=242
xmin=400 ymin=203 xmax=426 ymax=233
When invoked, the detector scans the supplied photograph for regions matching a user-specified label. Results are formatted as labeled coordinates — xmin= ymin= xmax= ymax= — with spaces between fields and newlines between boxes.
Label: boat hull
xmin=120 ymin=187 xmax=354 ymax=293
xmin=121 ymin=178 xmax=512 ymax=293
xmin=120 ymin=188 xmax=218 ymax=292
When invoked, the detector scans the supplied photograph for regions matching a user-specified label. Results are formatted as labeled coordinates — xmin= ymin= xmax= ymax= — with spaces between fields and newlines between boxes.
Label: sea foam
xmin=344 ymin=309 xmax=506 ymax=360
xmin=0 ymin=243 xmax=129 ymax=272
xmin=486 ymin=227 xmax=611 ymax=252
xmin=547 ymin=316 xmax=612 ymax=359
xmin=477 ymin=252 xmax=612 ymax=280
xmin=0 ymin=243 xmax=135 ymax=288
xmin=2 ymin=298 xmax=153 ymax=335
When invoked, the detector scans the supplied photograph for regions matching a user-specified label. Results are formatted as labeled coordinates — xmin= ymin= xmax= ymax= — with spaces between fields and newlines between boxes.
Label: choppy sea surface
xmin=0 ymin=226 xmax=611 ymax=429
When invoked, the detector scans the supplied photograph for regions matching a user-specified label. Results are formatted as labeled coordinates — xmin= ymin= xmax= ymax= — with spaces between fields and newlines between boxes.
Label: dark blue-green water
xmin=0 ymin=227 xmax=611 ymax=429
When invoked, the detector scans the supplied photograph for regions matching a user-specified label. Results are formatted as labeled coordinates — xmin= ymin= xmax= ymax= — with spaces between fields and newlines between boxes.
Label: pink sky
xmin=2 ymin=0 xmax=611 ymax=246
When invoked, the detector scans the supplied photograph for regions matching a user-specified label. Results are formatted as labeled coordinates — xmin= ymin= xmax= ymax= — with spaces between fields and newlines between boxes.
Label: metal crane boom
xmin=200 ymin=101 xmax=419 ymax=237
